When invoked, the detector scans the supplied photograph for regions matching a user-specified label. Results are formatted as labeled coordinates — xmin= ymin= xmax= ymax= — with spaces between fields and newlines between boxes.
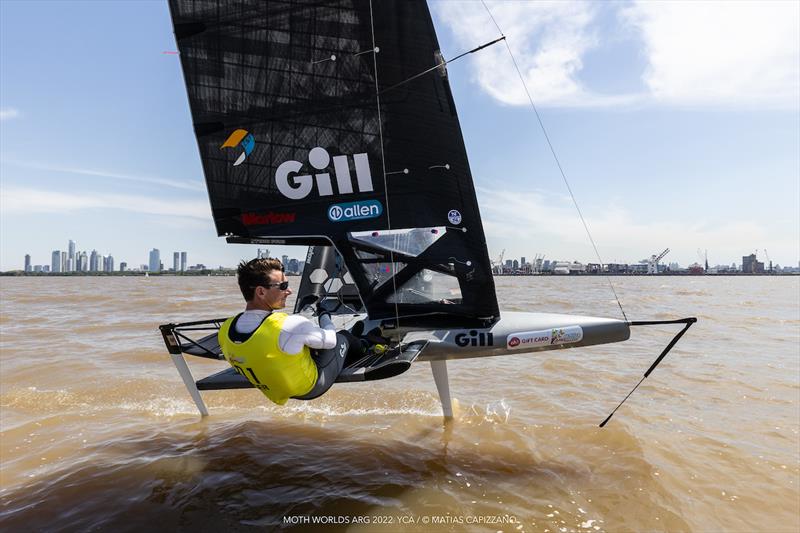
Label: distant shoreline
xmin=0 ymin=271 xmax=301 ymax=277
xmin=1 ymin=271 xmax=795 ymax=277
xmin=493 ymin=272 xmax=798 ymax=277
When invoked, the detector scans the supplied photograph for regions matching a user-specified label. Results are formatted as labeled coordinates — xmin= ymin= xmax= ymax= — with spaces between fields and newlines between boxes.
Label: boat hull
xmin=404 ymin=311 xmax=630 ymax=361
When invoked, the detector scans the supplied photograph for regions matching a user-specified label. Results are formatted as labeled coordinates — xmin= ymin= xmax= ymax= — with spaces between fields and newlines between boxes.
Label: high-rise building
xmin=149 ymin=249 xmax=161 ymax=273
xmin=120 ymin=262 xmax=127 ymax=272
xmin=173 ymin=252 xmax=179 ymax=272
xmin=282 ymin=254 xmax=289 ymax=267
xmin=61 ymin=251 xmax=67 ymax=273
xmin=180 ymin=252 xmax=187 ymax=272
xmin=24 ymin=254 xmax=31 ymax=272
xmin=105 ymin=255 xmax=114 ymax=272
xmin=741 ymin=254 xmax=764 ymax=274
xmin=68 ymin=240 xmax=76 ymax=271
xmin=77 ymin=252 xmax=88 ymax=272
xmin=521 ymin=256 xmax=526 ymax=267
xmin=89 ymin=250 xmax=99 ymax=272
xmin=51 ymin=250 xmax=62 ymax=273
xmin=34 ymin=265 xmax=42 ymax=272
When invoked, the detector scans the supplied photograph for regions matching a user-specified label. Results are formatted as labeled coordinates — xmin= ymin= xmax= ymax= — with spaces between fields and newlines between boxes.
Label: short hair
xmin=237 ymin=257 xmax=284 ymax=301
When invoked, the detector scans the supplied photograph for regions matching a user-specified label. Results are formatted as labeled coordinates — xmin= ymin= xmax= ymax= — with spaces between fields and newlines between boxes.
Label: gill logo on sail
xmin=220 ymin=129 xmax=255 ymax=166
xmin=276 ymin=147 xmax=374 ymax=200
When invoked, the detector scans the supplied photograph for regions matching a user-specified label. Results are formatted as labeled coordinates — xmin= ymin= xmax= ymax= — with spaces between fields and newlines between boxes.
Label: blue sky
xmin=1 ymin=0 xmax=798 ymax=272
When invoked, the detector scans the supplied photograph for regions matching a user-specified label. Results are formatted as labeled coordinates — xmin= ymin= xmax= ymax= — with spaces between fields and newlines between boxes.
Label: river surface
xmin=1 ymin=275 xmax=798 ymax=532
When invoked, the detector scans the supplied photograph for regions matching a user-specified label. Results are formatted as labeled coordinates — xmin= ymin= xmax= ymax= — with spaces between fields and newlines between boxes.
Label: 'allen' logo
xmin=277 ymin=147 xmax=374 ymax=200
xmin=327 ymin=200 xmax=383 ymax=222
xmin=455 ymin=330 xmax=493 ymax=348
xmin=221 ymin=129 xmax=255 ymax=166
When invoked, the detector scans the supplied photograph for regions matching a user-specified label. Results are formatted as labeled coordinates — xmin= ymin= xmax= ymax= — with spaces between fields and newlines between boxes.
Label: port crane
xmin=647 ymin=248 xmax=670 ymax=274
xmin=697 ymin=248 xmax=709 ymax=272
xmin=492 ymin=249 xmax=506 ymax=275
xmin=763 ymin=249 xmax=773 ymax=273
xmin=533 ymin=253 xmax=545 ymax=274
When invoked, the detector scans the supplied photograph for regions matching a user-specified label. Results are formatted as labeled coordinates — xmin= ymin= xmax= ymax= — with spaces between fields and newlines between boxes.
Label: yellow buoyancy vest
xmin=218 ymin=312 xmax=318 ymax=405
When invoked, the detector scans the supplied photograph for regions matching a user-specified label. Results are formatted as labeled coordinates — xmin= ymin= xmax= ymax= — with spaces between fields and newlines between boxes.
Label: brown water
xmin=1 ymin=276 xmax=798 ymax=532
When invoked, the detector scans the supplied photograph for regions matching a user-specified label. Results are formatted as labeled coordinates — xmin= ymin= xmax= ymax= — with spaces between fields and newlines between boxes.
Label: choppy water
xmin=1 ymin=275 xmax=798 ymax=532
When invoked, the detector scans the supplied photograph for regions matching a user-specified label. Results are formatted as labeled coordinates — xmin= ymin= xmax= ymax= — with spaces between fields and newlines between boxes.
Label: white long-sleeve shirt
xmin=234 ymin=310 xmax=337 ymax=354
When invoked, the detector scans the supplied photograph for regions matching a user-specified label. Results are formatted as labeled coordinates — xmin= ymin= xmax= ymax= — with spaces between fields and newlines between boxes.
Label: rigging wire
xmin=479 ymin=0 xmax=628 ymax=323
xmin=368 ymin=0 xmax=402 ymax=333
xmin=381 ymin=36 xmax=506 ymax=94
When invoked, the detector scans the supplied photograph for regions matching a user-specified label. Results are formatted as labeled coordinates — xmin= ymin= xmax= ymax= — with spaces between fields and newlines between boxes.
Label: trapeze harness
xmin=218 ymin=312 xmax=348 ymax=405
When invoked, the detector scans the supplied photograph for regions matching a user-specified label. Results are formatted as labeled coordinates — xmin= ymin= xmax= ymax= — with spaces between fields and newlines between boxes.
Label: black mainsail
xmin=169 ymin=0 xmax=498 ymax=326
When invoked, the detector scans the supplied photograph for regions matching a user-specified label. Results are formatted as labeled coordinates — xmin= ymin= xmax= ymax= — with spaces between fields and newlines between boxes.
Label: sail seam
xmin=480 ymin=0 xmax=629 ymax=323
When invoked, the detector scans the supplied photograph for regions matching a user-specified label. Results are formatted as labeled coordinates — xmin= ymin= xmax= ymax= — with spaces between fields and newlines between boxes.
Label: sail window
xmin=362 ymin=262 xmax=406 ymax=288
xmin=354 ymin=250 xmax=382 ymax=260
xmin=386 ymin=269 xmax=462 ymax=305
xmin=349 ymin=227 xmax=446 ymax=257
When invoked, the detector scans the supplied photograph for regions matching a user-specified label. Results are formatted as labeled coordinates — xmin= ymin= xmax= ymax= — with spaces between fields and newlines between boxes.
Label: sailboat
xmin=159 ymin=0 xmax=695 ymax=422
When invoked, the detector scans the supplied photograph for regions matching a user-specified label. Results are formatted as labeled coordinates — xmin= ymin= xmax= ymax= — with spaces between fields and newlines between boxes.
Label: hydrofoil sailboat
xmin=159 ymin=0 xmax=695 ymax=424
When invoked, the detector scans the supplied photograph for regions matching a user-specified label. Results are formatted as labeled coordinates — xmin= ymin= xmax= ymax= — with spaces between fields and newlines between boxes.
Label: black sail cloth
xmin=169 ymin=0 xmax=499 ymax=326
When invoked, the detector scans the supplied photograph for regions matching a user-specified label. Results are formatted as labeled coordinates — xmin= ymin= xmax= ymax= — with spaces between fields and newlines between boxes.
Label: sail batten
xmin=170 ymin=0 xmax=499 ymax=325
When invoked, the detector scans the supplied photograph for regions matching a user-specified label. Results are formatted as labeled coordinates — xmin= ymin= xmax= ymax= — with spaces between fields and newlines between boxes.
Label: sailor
xmin=218 ymin=257 xmax=355 ymax=405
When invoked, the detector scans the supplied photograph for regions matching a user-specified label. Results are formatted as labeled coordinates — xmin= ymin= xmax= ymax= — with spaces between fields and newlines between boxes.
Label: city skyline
xmin=13 ymin=236 xmax=793 ymax=275
xmin=18 ymin=238 xmax=192 ymax=274
xmin=1 ymin=2 xmax=798 ymax=271
xmin=16 ymin=239 xmax=317 ymax=274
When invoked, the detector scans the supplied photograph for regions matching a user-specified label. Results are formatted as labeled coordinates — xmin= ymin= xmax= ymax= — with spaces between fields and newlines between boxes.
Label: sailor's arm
xmin=278 ymin=314 xmax=337 ymax=353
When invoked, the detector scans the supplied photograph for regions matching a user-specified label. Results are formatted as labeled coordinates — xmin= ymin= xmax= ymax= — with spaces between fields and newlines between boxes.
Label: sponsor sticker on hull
xmin=453 ymin=330 xmax=493 ymax=347
xmin=506 ymin=325 xmax=583 ymax=350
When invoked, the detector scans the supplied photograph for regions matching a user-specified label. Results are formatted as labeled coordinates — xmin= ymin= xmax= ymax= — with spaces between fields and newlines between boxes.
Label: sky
xmin=1 ymin=0 xmax=798 ymax=272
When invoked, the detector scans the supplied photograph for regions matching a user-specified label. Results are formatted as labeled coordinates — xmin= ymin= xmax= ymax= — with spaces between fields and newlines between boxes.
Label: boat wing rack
xmin=159 ymin=319 xmax=425 ymax=416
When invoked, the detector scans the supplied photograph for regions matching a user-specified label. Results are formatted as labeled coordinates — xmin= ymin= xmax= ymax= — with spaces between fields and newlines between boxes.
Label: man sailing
xmin=218 ymin=258 xmax=355 ymax=404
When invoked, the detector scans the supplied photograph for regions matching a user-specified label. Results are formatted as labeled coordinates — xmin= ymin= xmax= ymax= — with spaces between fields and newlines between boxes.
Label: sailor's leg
xmin=430 ymin=359 xmax=453 ymax=419
xmin=337 ymin=329 xmax=368 ymax=365
xmin=170 ymin=354 xmax=209 ymax=416
xmin=294 ymin=333 xmax=350 ymax=400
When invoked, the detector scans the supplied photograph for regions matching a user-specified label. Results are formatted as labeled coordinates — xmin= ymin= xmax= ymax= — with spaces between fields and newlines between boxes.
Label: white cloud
xmin=0 ymin=108 xmax=20 ymax=121
xmin=3 ymin=160 xmax=205 ymax=192
xmin=622 ymin=1 xmax=800 ymax=109
xmin=437 ymin=1 xmax=617 ymax=107
xmin=435 ymin=1 xmax=799 ymax=109
xmin=477 ymin=187 xmax=798 ymax=266
xmin=0 ymin=186 xmax=210 ymax=219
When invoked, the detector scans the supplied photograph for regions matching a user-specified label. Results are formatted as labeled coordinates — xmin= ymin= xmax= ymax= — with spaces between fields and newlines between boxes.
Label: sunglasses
xmin=253 ymin=281 xmax=289 ymax=291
